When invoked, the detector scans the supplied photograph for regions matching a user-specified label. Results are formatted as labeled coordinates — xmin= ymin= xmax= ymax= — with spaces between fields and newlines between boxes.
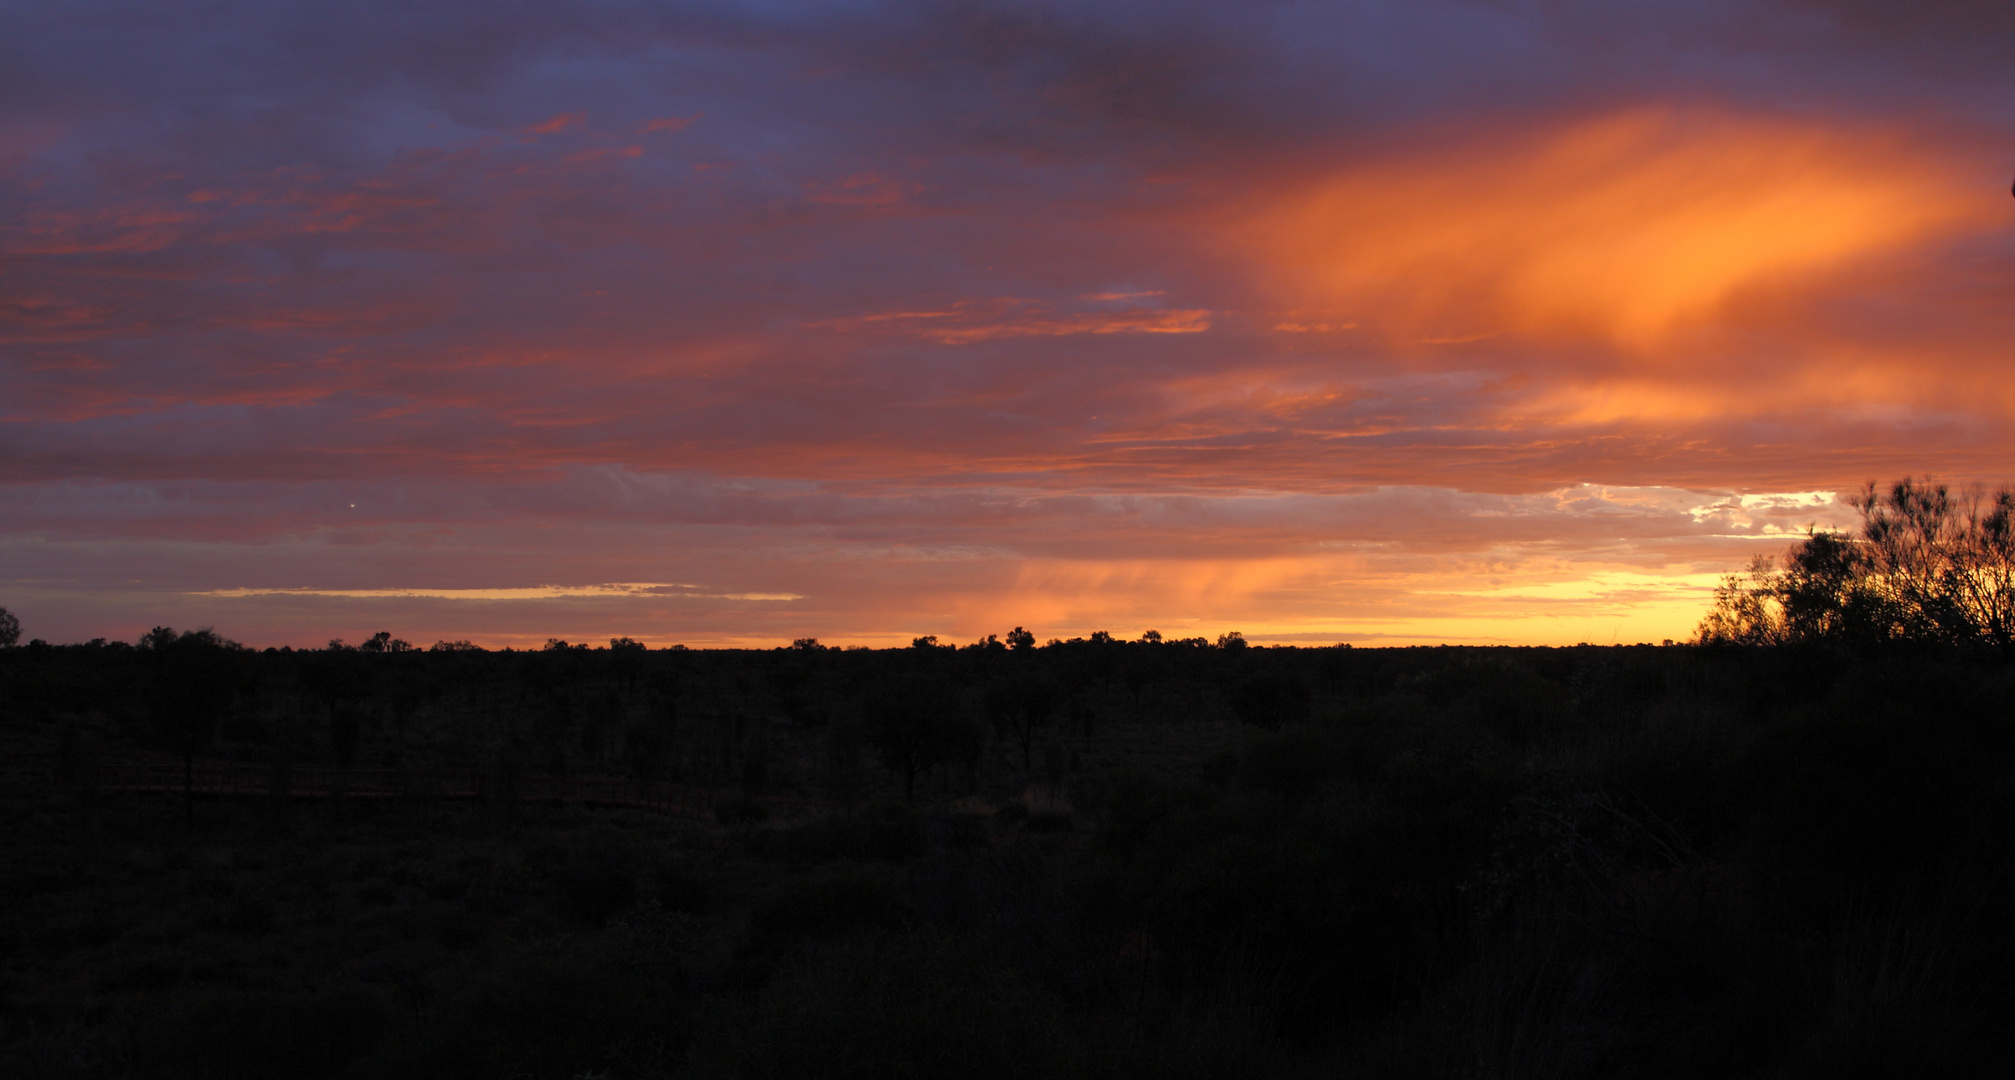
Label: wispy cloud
xmin=197 ymin=584 xmax=802 ymax=602
xmin=812 ymin=298 xmax=1210 ymax=343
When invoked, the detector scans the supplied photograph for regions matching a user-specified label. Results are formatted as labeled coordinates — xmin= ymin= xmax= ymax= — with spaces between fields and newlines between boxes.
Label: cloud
xmin=5 ymin=1 xmax=2015 ymax=648
xmin=812 ymin=297 xmax=1210 ymax=343
xmin=639 ymin=114 xmax=699 ymax=134
xmin=1237 ymin=109 xmax=1987 ymax=346
xmin=523 ymin=112 xmax=585 ymax=136
xmin=197 ymin=583 xmax=800 ymax=602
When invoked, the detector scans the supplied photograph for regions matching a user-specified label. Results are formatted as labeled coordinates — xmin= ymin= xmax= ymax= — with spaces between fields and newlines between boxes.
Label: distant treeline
xmin=0 ymin=622 xmax=1390 ymax=806
xmin=7 ymin=603 xmax=2012 ymax=808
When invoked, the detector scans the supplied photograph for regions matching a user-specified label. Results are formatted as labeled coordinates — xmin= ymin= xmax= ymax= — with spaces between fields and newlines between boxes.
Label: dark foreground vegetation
xmin=5 ymin=623 xmax=2015 ymax=1079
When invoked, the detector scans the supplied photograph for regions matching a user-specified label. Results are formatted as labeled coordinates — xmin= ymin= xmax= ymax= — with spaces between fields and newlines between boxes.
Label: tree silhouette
xmin=985 ymin=674 xmax=1064 ymax=776
xmin=359 ymin=630 xmax=413 ymax=654
xmin=301 ymin=645 xmax=369 ymax=768
xmin=1700 ymin=477 xmax=2015 ymax=648
xmin=1228 ymin=673 xmax=1311 ymax=729
xmin=865 ymin=672 xmax=974 ymax=802
xmin=0 ymin=605 xmax=19 ymax=648
xmin=609 ymin=636 xmax=646 ymax=690
xmin=384 ymin=666 xmax=425 ymax=749
xmin=622 ymin=720 xmax=667 ymax=784
xmin=142 ymin=627 xmax=245 ymax=829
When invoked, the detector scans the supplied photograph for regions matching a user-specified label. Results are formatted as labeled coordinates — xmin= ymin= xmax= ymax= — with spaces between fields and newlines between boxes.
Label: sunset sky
xmin=4 ymin=1 xmax=2013 ymax=649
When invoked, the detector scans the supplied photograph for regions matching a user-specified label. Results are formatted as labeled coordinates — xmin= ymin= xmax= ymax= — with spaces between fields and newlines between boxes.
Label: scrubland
xmin=3 ymin=637 xmax=2012 ymax=1078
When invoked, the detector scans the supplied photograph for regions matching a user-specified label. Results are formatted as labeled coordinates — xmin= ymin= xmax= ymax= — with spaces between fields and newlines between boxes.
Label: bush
xmin=560 ymin=849 xmax=639 ymax=926
xmin=1227 ymin=674 xmax=1310 ymax=729
xmin=746 ymin=805 xmax=924 ymax=862
xmin=1235 ymin=727 xmax=1343 ymax=804
xmin=743 ymin=872 xmax=912 ymax=964
xmin=134 ymin=988 xmax=389 ymax=1080
xmin=365 ymin=956 xmax=683 ymax=1080
xmin=716 ymin=798 xmax=771 ymax=825
xmin=694 ymin=930 xmax=1074 ymax=1080
xmin=649 ymin=863 xmax=715 ymax=913
xmin=428 ymin=908 xmax=486 ymax=951
xmin=1023 ymin=811 xmax=1073 ymax=833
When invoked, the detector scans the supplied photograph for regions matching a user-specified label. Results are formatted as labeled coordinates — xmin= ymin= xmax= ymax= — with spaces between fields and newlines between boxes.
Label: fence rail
xmin=30 ymin=757 xmax=829 ymax=822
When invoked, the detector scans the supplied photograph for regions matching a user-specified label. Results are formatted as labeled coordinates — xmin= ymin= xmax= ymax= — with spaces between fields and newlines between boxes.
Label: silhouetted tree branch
xmin=1699 ymin=477 xmax=2015 ymax=649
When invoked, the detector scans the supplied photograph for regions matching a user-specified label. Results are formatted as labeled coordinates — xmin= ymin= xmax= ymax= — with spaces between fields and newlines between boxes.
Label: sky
xmin=4 ymin=0 xmax=2013 ymax=649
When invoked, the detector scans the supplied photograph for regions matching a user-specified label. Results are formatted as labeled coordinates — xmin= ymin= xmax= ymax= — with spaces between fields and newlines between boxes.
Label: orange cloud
xmin=814 ymin=297 xmax=1211 ymax=343
xmin=1239 ymin=109 xmax=1988 ymax=346
xmin=200 ymin=583 xmax=801 ymax=602
xmin=1272 ymin=321 xmax=1356 ymax=333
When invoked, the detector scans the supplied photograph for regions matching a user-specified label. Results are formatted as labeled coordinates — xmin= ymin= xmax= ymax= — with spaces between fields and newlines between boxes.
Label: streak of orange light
xmin=1239 ymin=109 xmax=1987 ymax=346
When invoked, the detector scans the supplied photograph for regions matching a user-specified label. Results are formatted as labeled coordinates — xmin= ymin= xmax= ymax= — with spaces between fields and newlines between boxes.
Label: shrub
xmin=715 ymin=798 xmax=771 ymax=825
xmin=365 ymin=957 xmax=683 ymax=1080
xmin=1023 ymin=811 xmax=1073 ymax=834
xmin=648 ymin=863 xmax=715 ymax=913
xmin=560 ymin=850 xmax=638 ymax=926
xmin=1226 ymin=674 xmax=1310 ymax=729
xmin=694 ymin=930 xmax=1073 ymax=1080
xmin=746 ymin=805 xmax=924 ymax=862
xmin=743 ymin=872 xmax=912 ymax=964
xmin=134 ymin=988 xmax=389 ymax=1080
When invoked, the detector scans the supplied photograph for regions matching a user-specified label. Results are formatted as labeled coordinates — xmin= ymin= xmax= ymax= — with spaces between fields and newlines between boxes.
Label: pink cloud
xmin=523 ymin=112 xmax=585 ymax=136
xmin=639 ymin=114 xmax=700 ymax=134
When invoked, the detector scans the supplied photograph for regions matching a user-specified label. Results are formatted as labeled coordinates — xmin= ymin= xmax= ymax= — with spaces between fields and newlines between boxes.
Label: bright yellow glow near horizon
xmin=166 ymin=484 xmax=1851 ymax=649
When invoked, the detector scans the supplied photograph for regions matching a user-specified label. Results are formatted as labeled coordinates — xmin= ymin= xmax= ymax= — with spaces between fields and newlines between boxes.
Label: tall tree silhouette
xmin=301 ymin=645 xmax=369 ymax=767
xmin=143 ymin=627 xmax=244 ymax=829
